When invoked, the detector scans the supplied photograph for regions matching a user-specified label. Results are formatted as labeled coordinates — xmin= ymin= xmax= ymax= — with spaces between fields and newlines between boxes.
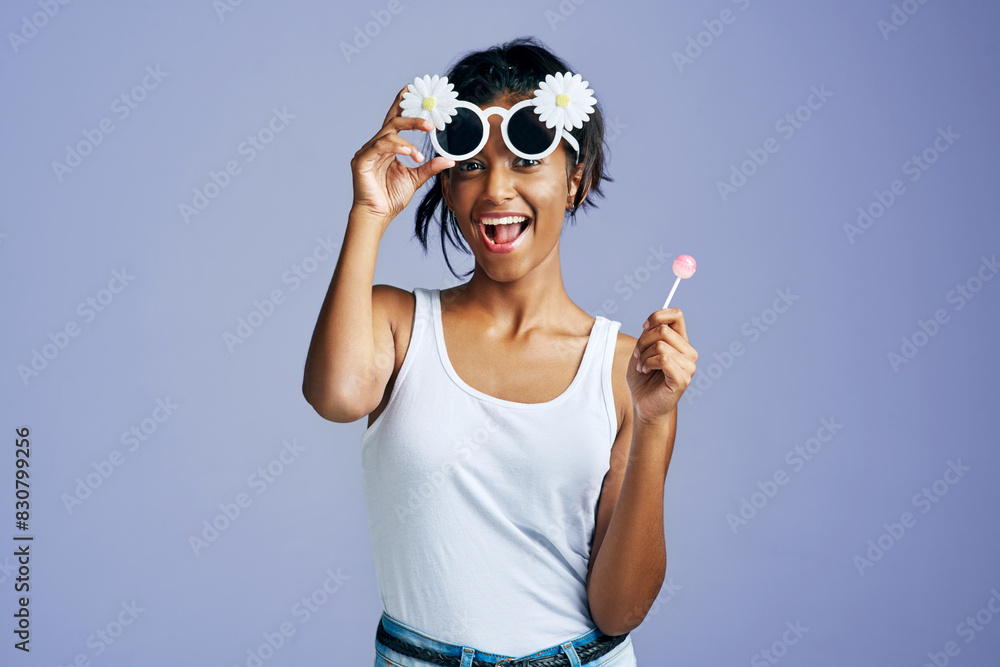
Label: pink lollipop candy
xmin=663 ymin=254 xmax=697 ymax=309
xmin=673 ymin=255 xmax=697 ymax=279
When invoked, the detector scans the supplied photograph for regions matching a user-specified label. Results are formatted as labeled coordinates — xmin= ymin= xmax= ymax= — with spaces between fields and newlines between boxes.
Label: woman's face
xmin=440 ymin=96 xmax=584 ymax=280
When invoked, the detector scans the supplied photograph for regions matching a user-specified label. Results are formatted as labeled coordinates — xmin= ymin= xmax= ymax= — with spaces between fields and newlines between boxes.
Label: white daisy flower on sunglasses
xmin=400 ymin=75 xmax=460 ymax=131
xmin=532 ymin=72 xmax=596 ymax=132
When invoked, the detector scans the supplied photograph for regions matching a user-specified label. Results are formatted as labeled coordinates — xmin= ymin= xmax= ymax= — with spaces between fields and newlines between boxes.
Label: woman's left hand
xmin=627 ymin=308 xmax=698 ymax=428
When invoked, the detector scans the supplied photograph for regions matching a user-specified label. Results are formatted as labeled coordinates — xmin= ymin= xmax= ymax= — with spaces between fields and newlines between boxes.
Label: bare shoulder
xmin=610 ymin=328 xmax=638 ymax=434
xmin=372 ymin=284 xmax=415 ymax=333
xmin=372 ymin=284 xmax=418 ymax=368
xmin=368 ymin=284 xmax=417 ymax=426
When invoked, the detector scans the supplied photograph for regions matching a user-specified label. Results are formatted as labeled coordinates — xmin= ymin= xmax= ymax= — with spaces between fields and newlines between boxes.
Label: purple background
xmin=2 ymin=0 xmax=999 ymax=665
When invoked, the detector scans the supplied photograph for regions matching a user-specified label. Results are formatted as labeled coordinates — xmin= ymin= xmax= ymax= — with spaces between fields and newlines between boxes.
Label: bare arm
xmin=587 ymin=408 xmax=675 ymax=636
xmin=587 ymin=309 xmax=697 ymax=635
xmin=301 ymin=83 xmax=455 ymax=422
xmin=302 ymin=213 xmax=392 ymax=422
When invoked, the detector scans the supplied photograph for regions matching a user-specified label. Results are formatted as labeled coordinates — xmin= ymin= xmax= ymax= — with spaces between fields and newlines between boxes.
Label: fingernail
xmin=642 ymin=321 xmax=649 ymax=329
xmin=415 ymin=151 xmax=424 ymax=162
xmin=633 ymin=348 xmax=639 ymax=358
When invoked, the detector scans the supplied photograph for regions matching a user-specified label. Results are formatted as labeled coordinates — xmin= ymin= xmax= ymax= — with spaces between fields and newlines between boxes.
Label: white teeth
xmin=480 ymin=216 xmax=528 ymax=225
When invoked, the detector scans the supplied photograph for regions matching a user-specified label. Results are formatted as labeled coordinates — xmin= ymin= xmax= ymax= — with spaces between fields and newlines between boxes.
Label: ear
xmin=566 ymin=162 xmax=587 ymax=210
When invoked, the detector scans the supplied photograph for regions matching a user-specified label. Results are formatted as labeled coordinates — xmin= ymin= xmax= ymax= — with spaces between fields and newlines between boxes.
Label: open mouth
xmin=479 ymin=216 xmax=531 ymax=250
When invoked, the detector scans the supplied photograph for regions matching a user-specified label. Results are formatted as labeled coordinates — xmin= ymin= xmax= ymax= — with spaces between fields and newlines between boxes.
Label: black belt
xmin=376 ymin=619 xmax=629 ymax=667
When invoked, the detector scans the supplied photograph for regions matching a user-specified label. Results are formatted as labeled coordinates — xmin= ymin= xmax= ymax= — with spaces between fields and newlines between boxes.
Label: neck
xmin=446 ymin=239 xmax=576 ymax=336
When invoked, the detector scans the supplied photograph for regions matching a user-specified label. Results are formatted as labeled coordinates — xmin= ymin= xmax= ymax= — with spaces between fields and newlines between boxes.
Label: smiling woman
xmin=302 ymin=34 xmax=699 ymax=667
xmin=411 ymin=50 xmax=611 ymax=280
xmin=427 ymin=75 xmax=598 ymax=276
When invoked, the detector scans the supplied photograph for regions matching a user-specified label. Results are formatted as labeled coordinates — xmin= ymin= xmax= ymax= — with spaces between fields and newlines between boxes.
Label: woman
xmin=302 ymin=36 xmax=698 ymax=667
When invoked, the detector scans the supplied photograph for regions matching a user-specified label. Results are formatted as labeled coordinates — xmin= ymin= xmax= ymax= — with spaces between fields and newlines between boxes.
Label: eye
xmin=456 ymin=158 xmax=540 ymax=172
xmin=456 ymin=160 xmax=483 ymax=173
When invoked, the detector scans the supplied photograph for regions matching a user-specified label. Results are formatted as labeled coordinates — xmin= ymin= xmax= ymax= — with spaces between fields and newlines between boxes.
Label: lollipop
xmin=662 ymin=255 xmax=697 ymax=309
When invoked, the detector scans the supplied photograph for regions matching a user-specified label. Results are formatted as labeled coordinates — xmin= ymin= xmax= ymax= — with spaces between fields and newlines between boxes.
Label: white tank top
xmin=361 ymin=287 xmax=622 ymax=656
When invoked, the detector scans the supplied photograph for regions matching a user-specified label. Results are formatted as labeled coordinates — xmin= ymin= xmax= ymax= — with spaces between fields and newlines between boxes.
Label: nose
xmin=478 ymin=112 xmax=518 ymax=205
xmin=483 ymin=160 xmax=516 ymax=205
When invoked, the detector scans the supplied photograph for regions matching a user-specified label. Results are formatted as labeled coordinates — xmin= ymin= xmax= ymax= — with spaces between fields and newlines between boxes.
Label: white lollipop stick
xmin=662 ymin=276 xmax=681 ymax=310
xmin=662 ymin=255 xmax=696 ymax=310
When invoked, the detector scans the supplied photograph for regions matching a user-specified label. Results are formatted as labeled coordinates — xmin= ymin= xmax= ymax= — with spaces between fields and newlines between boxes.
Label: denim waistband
xmin=375 ymin=611 xmax=629 ymax=667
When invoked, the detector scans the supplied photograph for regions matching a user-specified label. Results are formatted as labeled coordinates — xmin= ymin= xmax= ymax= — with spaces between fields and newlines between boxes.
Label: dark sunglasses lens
xmin=507 ymin=106 xmax=556 ymax=156
xmin=436 ymin=107 xmax=483 ymax=157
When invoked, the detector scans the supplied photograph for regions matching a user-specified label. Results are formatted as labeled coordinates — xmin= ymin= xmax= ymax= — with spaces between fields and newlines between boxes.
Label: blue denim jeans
xmin=374 ymin=611 xmax=637 ymax=667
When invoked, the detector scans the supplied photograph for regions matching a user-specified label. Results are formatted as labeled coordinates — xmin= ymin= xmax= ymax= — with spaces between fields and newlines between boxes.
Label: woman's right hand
xmin=350 ymin=84 xmax=456 ymax=229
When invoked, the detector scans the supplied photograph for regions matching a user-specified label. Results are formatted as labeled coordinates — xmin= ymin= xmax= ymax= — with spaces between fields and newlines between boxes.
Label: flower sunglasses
xmin=399 ymin=72 xmax=596 ymax=164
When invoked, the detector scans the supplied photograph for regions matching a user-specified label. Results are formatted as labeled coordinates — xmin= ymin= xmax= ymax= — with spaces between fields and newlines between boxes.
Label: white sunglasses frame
xmin=427 ymin=99 xmax=581 ymax=164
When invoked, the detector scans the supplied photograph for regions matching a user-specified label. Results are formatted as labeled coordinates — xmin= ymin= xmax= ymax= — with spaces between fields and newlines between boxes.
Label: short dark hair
xmin=412 ymin=35 xmax=614 ymax=279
